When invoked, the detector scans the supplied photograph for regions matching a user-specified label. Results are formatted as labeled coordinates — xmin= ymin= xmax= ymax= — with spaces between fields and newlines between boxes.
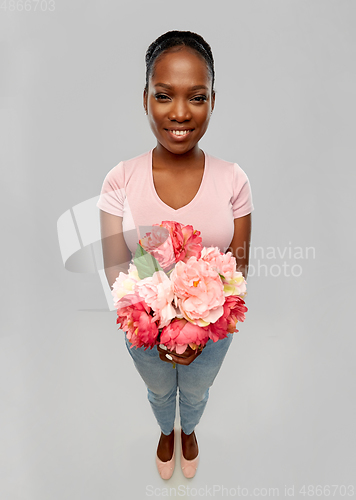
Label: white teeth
xmin=171 ymin=130 xmax=190 ymax=136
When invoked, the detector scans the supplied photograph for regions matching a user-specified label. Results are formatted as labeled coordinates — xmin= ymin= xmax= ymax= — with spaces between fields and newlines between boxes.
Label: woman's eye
xmin=155 ymin=94 xmax=207 ymax=102
xmin=155 ymin=94 xmax=169 ymax=100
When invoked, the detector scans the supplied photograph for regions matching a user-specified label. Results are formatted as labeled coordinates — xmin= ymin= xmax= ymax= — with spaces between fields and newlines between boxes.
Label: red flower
xmin=116 ymin=293 xmax=159 ymax=350
xmin=207 ymin=295 xmax=248 ymax=342
xmin=160 ymin=221 xmax=202 ymax=264
xmin=160 ymin=318 xmax=210 ymax=354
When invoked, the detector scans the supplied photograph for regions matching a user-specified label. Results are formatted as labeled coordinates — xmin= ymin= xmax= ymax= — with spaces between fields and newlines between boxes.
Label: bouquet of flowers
xmin=112 ymin=221 xmax=248 ymax=357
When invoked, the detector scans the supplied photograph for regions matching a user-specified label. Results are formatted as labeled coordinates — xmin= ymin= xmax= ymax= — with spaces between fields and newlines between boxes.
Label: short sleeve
xmin=96 ymin=161 xmax=126 ymax=216
xmin=231 ymin=163 xmax=254 ymax=218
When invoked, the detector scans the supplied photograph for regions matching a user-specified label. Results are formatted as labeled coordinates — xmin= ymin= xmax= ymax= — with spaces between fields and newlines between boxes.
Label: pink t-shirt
xmin=96 ymin=148 xmax=254 ymax=255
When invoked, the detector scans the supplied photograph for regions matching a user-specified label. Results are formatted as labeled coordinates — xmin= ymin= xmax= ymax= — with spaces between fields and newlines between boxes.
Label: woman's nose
xmin=168 ymin=99 xmax=191 ymax=122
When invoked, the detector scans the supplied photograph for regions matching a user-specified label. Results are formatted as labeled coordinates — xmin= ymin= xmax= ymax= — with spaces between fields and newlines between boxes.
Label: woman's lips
xmin=165 ymin=129 xmax=194 ymax=141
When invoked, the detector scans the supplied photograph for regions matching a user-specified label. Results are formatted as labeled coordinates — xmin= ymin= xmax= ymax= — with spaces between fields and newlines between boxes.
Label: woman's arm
xmin=99 ymin=210 xmax=132 ymax=289
xmin=226 ymin=213 xmax=252 ymax=280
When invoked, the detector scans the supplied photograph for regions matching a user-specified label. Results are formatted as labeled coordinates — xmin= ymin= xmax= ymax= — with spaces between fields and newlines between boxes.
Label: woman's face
xmin=143 ymin=46 xmax=215 ymax=155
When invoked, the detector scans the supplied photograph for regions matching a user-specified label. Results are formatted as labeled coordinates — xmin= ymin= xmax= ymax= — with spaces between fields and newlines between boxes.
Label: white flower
xmin=111 ymin=263 xmax=140 ymax=307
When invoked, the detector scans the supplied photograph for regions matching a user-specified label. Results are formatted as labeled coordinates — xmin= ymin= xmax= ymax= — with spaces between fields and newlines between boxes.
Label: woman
xmin=96 ymin=30 xmax=254 ymax=480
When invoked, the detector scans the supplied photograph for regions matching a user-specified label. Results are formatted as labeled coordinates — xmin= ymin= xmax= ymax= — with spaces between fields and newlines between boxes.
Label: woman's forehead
xmin=154 ymin=46 xmax=206 ymax=68
xmin=150 ymin=48 xmax=211 ymax=85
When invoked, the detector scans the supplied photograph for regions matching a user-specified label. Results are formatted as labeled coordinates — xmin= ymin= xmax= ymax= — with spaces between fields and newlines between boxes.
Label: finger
xmin=159 ymin=353 xmax=174 ymax=364
xmin=159 ymin=348 xmax=202 ymax=365
xmin=159 ymin=352 xmax=180 ymax=365
xmin=171 ymin=351 xmax=190 ymax=359
xmin=166 ymin=353 xmax=189 ymax=365
xmin=157 ymin=346 xmax=168 ymax=355
xmin=157 ymin=346 xmax=174 ymax=356
xmin=174 ymin=348 xmax=195 ymax=358
xmin=170 ymin=349 xmax=199 ymax=364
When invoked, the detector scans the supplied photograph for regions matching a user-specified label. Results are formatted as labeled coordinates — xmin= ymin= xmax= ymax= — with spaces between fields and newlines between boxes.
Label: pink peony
xmin=135 ymin=271 xmax=176 ymax=328
xmin=139 ymin=221 xmax=202 ymax=270
xmin=201 ymin=247 xmax=247 ymax=297
xmin=139 ymin=225 xmax=176 ymax=270
xmin=116 ymin=293 xmax=159 ymax=350
xmin=170 ymin=257 xmax=225 ymax=326
xmin=160 ymin=318 xmax=210 ymax=354
xmin=201 ymin=247 xmax=236 ymax=280
xmin=207 ymin=295 xmax=248 ymax=342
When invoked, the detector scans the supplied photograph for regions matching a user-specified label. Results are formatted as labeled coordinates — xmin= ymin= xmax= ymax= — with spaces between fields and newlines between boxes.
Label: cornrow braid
xmin=145 ymin=30 xmax=215 ymax=94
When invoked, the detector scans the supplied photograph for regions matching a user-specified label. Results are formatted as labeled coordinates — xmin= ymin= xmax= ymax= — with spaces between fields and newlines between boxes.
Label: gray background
xmin=1 ymin=1 xmax=355 ymax=499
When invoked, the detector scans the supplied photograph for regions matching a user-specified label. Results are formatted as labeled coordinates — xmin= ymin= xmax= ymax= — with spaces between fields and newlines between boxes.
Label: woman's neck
xmin=152 ymin=144 xmax=204 ymax=171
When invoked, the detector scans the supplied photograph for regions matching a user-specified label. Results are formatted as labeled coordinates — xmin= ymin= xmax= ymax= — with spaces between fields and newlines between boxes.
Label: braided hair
xmin=145 ymin=30 xmax=215 ymax=94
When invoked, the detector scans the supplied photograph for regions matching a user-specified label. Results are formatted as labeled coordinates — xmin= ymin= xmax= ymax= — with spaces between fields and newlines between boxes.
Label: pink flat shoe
xmin=180 ymin=449 xmax=199 ymax=478
xmin=156 ymin=434 xmax=175 ymax=480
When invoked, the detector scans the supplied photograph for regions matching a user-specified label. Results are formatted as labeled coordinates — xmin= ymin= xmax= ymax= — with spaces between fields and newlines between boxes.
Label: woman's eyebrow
xmin=154 ymin=83 xmax=209 ymax=91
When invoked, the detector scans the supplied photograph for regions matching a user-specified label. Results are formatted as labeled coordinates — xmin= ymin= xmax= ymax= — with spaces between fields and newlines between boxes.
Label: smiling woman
xmin=96 ymin=30 xmax=254 ymax=480
xmin=143 ymin=42 xmax=215 ymax=158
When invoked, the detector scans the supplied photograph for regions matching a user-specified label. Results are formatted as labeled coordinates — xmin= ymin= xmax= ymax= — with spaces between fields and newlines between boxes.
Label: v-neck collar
xmin=148 ymin=148 xmax=209 ymax=213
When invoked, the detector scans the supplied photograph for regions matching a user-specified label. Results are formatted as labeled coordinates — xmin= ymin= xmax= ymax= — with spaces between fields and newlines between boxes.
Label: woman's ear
xmin=143 ymin=88 xmax=148 ymax=115
xmin=211 ymin=90 xmax=216 ymax=113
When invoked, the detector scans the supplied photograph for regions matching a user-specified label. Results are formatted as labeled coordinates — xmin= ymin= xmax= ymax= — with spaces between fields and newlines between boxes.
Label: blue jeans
xmin=124 ymin=331 xmax=233 ymax=436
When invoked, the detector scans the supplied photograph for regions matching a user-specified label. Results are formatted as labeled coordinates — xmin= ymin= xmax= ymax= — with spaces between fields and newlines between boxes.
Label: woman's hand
xmin=157 ymin=343 xmax=205 ymax=366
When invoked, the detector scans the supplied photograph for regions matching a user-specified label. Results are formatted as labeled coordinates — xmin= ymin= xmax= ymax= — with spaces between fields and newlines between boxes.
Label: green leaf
xmin=134 ymin=244 xmax=164 ymax=279
xmin=219 ymin=273 xmax=225 ymax=280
